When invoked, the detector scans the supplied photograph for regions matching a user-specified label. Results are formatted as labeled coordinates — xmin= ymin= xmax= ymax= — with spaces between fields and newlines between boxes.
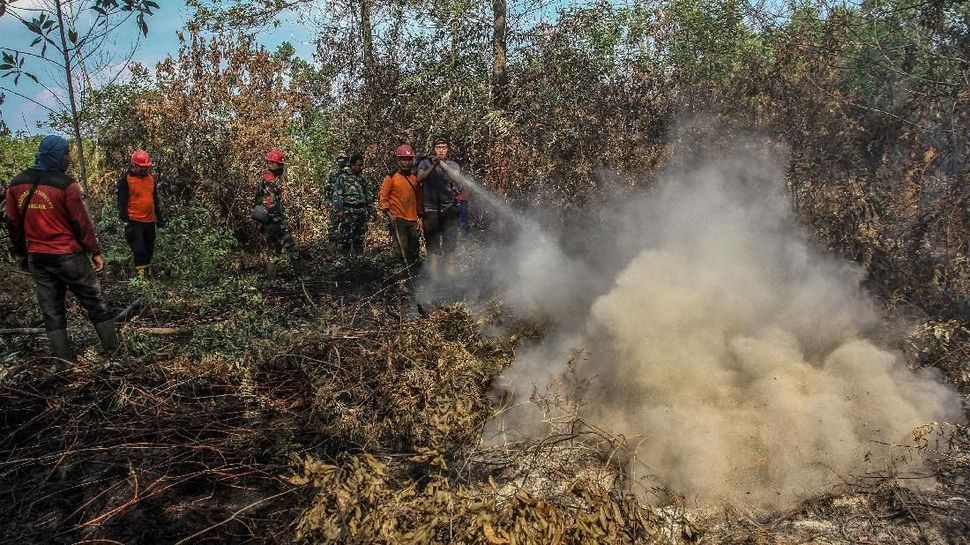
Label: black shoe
xmin=94 ymin=320 xmax=120 ymax=353
xmin=46 ymin=329 xmax=72 ymax=362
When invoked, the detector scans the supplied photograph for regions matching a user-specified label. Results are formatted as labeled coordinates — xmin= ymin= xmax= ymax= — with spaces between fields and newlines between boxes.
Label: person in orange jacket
xmin=118 ymin=149 xmax=163 ymax=278
xmin=379 ymin=144 xmax=421 ymax=272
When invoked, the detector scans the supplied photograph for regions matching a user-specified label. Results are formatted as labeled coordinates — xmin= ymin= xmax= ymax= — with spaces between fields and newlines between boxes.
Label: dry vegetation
xmin=1 ymin=238 xmax=967 ymax=544
xmin=0 ymin=0 xmax=967 ymax=543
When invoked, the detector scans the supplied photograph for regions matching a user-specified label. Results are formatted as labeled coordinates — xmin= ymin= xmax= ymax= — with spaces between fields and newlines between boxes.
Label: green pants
xmin=388 ymin=218 xmax=420 ymax=270
xmin=327 ymin=205 xmax=340 ymax=242
xmin=339 ymin=210 xmax=369 ymax=255
xmin=262 ymin=216 xmax=301 ymax=270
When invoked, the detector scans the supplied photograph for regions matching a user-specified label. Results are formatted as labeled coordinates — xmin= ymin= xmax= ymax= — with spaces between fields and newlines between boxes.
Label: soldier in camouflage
xmin=324 ymin=154 xmax=348 ymax=245
xmin=255 ymin=149 xmax=301 ymax=278
xmin=333 ymin=154 xmax=374 ymax=256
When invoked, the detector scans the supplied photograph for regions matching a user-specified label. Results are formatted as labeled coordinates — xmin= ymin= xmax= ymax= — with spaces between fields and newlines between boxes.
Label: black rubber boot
xmin=94 ymin=320 xmax=120 ymax=353
xmin=46 ymin=329 xmax=72 ymax=362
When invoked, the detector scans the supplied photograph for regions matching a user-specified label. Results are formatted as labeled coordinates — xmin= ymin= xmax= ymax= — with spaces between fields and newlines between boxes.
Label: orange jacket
xmin=379 ymin=170 xmax=420 ymax=221
xmin=118 ymin=171 xmax=159 ymax=223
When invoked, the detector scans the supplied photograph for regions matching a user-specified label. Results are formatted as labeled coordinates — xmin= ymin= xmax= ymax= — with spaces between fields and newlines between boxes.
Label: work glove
xmin=157 ymin=218 xmax=167 ymax=229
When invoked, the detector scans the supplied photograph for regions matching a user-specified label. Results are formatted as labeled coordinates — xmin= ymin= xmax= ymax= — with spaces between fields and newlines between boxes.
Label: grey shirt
xmin=417 ymin=158 xmax=461 ymax=214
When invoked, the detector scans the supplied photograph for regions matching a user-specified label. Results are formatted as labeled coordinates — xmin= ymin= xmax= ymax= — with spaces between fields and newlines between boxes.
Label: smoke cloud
xmin=479 ymin=142 xmax=964 ymax=509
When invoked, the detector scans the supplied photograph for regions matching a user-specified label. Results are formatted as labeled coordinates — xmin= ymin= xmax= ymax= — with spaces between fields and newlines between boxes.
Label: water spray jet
xmin=438 ymin=161 xmax=532 ymax=230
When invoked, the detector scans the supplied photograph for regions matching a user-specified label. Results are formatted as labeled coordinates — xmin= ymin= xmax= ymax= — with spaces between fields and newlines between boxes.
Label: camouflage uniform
xmin=324 ymin=158 xmax=347 ymax=242
xmin=255 ymin=174 xmax=301 ymax=274
xmin=334 ymin=170 xmax=374 ymax=255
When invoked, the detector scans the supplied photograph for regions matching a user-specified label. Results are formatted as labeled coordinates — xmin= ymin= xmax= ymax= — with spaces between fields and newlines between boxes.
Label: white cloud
xmin=8 ymin=0 xmax=54 ymax=11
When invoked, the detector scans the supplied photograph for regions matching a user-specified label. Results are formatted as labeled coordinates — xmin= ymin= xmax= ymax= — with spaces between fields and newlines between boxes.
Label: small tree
xmin=124 ymin=30 xmax=307 ymax=235
xmin=0 ymin=0 xmax=158 ymax=189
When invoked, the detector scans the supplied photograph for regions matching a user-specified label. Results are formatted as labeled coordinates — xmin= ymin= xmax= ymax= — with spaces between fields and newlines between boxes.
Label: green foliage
xmin=92 ymin=194 xmax=235 ymax=290
xmin=289 ymin=108 xmax=337 ymax=192
xmin=122 ymin=327 xmax=164 ymax=357
xmin=153 ymin=203 xmax=237 ymax=287
xmin=47 ymin=83 xmax=150 ymax=174
xmin=834 ymin=0 xmax=968 ymax=109
xmin=184 ymin=0 xmax=299 ymax=30
xmin=184 ymin=312 xmax=277 ymax=358
xmin=662 ymin=0 xmax=772 ymax=108
xmin=93 ymin=196 xmax=128 ymax=272
xmin=0 ymin=134 xmax=40 ymax=183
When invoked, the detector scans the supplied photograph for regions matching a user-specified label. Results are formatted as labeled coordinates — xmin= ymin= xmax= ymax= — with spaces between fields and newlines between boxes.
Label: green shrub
xmin=0 ymin=134 xmax=41 ymax=184
xmin=184 ymin=312 xmax=279 ymax=358
xmin=152 ymin=202 xmax=237 ymax=286
xmin=96 ymin=199 xmax=237 ymax=285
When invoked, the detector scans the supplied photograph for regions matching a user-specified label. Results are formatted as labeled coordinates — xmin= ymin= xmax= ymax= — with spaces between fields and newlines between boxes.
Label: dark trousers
xmin=29 ymin=252 xmax=113 ymax=332
xmin=423 ymin=207 xmax=459 ymax=255
xmin=124 ymin=220 xmax=156 ymax=267
xmin=388 ymin=218 xmax=420 ymax=268
xmin=458 ymin=200 xmax=469 ymax=234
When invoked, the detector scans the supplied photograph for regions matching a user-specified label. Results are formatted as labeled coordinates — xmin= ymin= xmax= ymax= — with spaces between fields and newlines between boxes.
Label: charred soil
xmin=0 ymin=245 xmax=967 ymax=544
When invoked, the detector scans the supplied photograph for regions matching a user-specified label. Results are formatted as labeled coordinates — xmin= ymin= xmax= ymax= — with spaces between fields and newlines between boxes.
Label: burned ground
xmin=0 ymin=239 xmax=966 ymax=544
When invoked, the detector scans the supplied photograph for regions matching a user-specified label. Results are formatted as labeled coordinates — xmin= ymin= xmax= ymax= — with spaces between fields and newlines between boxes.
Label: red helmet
xmin=395 ymin=144 xmax=416 ymax=158
xmin=265 ymin=149 xmax=285 ymax=165
xmin=131 ymin=150 xmax=152 ymax=167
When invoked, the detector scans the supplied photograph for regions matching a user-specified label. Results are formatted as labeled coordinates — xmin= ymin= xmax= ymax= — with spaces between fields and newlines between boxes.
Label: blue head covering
xmin=32 ymin=135 xmax=70 ymax=172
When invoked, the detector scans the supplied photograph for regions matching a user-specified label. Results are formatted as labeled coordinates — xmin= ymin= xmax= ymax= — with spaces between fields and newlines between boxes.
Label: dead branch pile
xmin=1 ymin=251 xmax=966 ymax=544
xmin=0 ymin=356 xmax=305 ymax=544
xmin=289 ymin=452 xmax=693 ymax=544
xmin=271 ymin=307 xmax=513 ymax=456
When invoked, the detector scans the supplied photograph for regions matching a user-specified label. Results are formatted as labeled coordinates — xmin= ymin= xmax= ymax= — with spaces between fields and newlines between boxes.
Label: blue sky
xmin=1 ymin=2 xmax=315 ymax=134
xmin=1 ymin=0 xmax=589 ymax=134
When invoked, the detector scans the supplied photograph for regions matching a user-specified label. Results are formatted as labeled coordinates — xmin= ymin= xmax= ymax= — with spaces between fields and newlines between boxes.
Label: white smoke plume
xmin=481 ymin=142 xmax=964 ymax=509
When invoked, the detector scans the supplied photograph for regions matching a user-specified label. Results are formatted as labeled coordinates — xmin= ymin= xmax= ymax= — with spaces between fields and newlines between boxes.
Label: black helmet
xmin=251 ymin=204 xmax=270 ymax=224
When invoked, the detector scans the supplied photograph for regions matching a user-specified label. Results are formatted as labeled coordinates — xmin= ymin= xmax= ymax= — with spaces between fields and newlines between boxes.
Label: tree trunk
xmin=487 ymin=0 xmax=509 ymax=202
xmin=491 ymin=0 xmax=508 ymax=110
xmin=54 ymin=0 xmax=87 ymax=190
xmin=360 ymin=0 xmax=375 ymax=85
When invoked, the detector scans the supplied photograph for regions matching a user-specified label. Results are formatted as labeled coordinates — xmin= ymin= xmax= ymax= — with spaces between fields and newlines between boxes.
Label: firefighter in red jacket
xmin=118 ymin=149 xmax=163 ymax=278
xmin=5 ymin=135 xmax=119 ymax=362
xmin=253 ymin=149 xmax=301 ymax=278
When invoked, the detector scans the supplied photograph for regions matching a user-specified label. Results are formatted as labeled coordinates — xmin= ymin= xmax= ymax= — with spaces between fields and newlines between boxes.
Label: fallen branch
xmin=114 ymin=298 xmax=144 ymax=322
xmin=172 ymin=488 xmax=296 ymax=545
xmin=134 ymin=327 xmax=180 ymax=335
xmin=0 ymin=326 xmax=180 ymax=336
xmin=0 ymin=328 xmax=44 ymax=335
xmin=0 ymin=298 xmax=144 ymax=336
